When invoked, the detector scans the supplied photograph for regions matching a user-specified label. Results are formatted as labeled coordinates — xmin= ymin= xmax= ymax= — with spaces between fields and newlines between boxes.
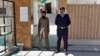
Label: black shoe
xmin=38 ymin=48 xmax=41 ymax=50
xmin=64 ymin=49 xmax=68 ymax=55
xmin=65 ymin=52 xmax=68 ymax=55
xmin=47 ymin=48 xmax=50 ymax=51
xmin=55 ymin=50 xmax=60 ymax=53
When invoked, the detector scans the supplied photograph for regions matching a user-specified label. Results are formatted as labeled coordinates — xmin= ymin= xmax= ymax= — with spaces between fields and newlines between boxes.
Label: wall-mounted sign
xmin=20 ymin=7 xmax=28 ymax=22
xmin=39 ymin=0 xmax=47 ymax=3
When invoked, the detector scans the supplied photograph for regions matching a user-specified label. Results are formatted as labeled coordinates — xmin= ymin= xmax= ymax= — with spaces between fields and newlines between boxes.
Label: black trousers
xmin=57 ymin=28 xmax=68 ymax=51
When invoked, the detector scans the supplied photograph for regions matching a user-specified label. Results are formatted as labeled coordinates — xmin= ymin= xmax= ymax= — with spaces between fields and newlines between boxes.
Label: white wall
xmin=32 ymin=0 xmax=45 ymax=25
xmin=96 ymin=0 xmax=100 ymax=4
xmin=67 ymin=0 xmax=100 ymax=4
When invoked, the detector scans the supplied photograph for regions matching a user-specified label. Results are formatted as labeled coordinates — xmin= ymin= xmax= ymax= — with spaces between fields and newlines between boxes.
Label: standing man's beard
xmin=42 ymin=16 xmax=46 ymax=19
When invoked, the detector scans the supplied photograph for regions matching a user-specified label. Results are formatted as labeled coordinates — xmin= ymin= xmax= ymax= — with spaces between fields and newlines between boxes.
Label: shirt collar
xmin=60 ymin=14 xmax=65 ymax=18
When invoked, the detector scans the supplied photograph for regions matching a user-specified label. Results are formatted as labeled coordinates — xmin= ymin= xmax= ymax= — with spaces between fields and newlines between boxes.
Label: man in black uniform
xmin=55 ymin=7 xmax=71 ymax=55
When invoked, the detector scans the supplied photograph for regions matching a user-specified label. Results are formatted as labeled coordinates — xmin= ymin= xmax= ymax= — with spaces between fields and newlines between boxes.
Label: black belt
xmin=58 ymin=26 xmax=68 ymax=29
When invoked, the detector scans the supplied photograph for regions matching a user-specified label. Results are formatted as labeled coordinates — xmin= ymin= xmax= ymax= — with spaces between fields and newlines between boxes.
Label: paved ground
xmin=0 ymin=52 xmax=5 ymax=56
xmin=11 ymin=45 xmax=100 ymax=56
xmin=30 ymin=24 xmax=100 ymax=56
xmin=11 ymin=50 xmax=100 ymax=56
xmin=0 ymin=46 xmax=5 ymax=56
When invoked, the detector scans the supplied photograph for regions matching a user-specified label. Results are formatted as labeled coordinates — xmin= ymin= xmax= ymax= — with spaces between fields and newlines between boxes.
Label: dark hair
xmin=42 ymin=11 xmax=46 ymax=14
xmin=60 ymin=7 xmax=65 ymax=10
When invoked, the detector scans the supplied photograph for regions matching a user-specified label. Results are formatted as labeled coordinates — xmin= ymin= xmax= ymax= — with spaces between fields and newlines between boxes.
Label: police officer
xmin=55 ymin=7 xmax=71 ymax=55
xmin=38 ymin=11 xmax=50 ymax=50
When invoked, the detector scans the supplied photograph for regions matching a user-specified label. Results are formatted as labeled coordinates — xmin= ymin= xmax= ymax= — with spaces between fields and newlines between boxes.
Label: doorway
xmin=45 ymin=3 xmax=51 ymax=13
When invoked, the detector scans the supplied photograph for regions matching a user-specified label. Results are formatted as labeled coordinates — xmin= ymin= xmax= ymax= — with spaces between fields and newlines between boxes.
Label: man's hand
xmin=47 ymin=32 xmax=49 ymax=35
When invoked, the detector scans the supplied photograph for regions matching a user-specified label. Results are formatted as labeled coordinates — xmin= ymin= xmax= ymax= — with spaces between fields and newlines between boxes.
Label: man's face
xmin=60 ymin=9 xmax=65 ymax=14
xmin=42 ymin=13 xmax=46 ymax=16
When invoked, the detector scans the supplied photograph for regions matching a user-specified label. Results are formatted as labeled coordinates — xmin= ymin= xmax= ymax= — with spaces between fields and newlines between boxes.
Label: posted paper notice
xmin=20 ymin=7 xmax=28 ymax=22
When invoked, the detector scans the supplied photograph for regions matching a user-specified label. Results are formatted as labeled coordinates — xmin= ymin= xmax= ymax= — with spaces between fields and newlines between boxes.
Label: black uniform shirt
xmin=55 ymin=14 xmax=71 ymax=27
